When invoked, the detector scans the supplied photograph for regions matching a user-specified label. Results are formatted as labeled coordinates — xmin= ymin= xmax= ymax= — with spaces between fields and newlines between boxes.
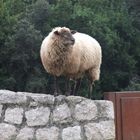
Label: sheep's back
xmin=73 ymin=33 xmax=102 ymax=71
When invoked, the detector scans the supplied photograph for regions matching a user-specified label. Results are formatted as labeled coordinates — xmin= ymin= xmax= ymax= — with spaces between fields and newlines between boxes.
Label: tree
xmin=0 ymin=0 xmax=25 ymax=89
xmin=5 ymin=19 xmax=45 ymax=92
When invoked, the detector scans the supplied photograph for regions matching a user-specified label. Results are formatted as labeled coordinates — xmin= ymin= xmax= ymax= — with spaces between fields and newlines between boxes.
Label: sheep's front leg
xmin=71 ymin=80 xmax=77 ymax=95
xmin=89 ymin=83 xmax=92 ymax=99
xmin=54 ymin=76 xmax=59 ymax=96
xmin=65 ymin=78 xmax=71 ymax=96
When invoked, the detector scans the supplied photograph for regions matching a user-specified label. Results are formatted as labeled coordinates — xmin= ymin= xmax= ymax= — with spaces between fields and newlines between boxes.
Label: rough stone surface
xmin=62 ymin=126 xmax=82 ymax=140
xmin=97 ymin=121 xmax=115 ymax=139
xmin=0 ymin=90 xmax=115 ymax=140
xmin=5 ymin=107 xmax=24 ymax=124
xmin=55 ymin=95 xmax=66 ymax=105
xmin=53 ymin=103 xmax=72 ymax=124
xmin=36 ymin=127 xmax=59 ymax=140
xmin=0 ymin=90 xmax=27 ymax=104
xmin=74 ymin=99 xmax=98 ymax=121
xmin=25 ymin=107 xmax=50 ymax=126
xmin=84 ymin=123 xmax=103 ymax=140
xmin=0 ymin=105 xmax=3 ymax=118
xmin=26 ymin=93 xmax=55 ymax=105
xmin=95 ymin=100 xmax=114 ymax=119
xmin=66 ymin=96 xmax=85 ymax=104
xmin=16 ymin=127 xmax=34 ymax=140
xmin=84 ymin=121 xmax=115 ymax=140
xmin=0 ymin=123 xmax=17 ymax=140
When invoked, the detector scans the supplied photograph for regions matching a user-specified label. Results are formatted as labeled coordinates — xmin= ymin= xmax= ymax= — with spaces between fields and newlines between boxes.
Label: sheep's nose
xmin=71 ymin=38 xmax=75 ymax=44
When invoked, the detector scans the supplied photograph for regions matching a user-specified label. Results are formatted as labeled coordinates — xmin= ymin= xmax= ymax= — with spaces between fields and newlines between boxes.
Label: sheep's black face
xmin=54 ymin=30 xmax=75 ymax=46
xmin=61 ymin=31 xmax=75 ymax=46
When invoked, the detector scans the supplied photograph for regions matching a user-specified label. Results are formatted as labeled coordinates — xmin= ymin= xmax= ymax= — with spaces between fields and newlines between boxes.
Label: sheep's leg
xmin=71 ymin=78 xmax=82 ymax=96
xmin=72 ymin=80 xmax=77 ymax=95
xmin=74 ymin=78 xmax=82 ymax=96
xmin=65 ymin=78 xmax=71 ymax=96
xmin=70 ymin=80 xmax=75 ymax=95
xmin=89 ymin=83 xmax=92 ymax=99
xmin=87 ymin=68 xmax=99 ymax=99
xmin=89 ymin=81 xmax=95 ymax=99
xmin=54 ymin=76 xmax=59 ymax=96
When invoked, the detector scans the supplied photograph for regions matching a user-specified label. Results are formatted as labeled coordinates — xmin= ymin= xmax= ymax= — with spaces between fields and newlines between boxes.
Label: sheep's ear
xmin=54 ymin=31 xmax=60 ymax=35
xmin=71 ymin=30 xmax=77 ymax=34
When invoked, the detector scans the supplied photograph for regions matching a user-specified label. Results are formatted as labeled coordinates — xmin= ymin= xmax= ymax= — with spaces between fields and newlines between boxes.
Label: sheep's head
xmin=52 ymin=27 xmax=76 ymax=46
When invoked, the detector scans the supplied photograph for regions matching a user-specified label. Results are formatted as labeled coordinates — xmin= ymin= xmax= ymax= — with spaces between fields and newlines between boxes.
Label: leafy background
xmin=0 ymin=0 xmax=140 ymax=99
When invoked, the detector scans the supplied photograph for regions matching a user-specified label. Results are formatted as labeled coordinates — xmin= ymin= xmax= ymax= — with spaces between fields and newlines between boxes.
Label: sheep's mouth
xmin=64 ymin=40 xmax=75 ymax=46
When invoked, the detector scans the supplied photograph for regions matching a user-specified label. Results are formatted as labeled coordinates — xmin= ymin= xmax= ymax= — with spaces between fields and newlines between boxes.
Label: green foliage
xmin=123 ymin=75 xmax=140 ymax=91
xmin=0 ymin=0 xmax=140 ymax=98
xmin=29 ymin=0 xmax=51 ymax=34
xmin=5 ymin=19 xmax=44 ymax=91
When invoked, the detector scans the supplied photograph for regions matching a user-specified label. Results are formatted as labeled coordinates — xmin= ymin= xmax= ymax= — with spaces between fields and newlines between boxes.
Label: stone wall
xmin=0 ymin=90 xmax=115 ymax=140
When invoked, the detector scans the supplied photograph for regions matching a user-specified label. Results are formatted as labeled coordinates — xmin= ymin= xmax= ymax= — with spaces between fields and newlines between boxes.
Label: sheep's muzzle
xmin=71 ymin=37 xmax=75 ymax=45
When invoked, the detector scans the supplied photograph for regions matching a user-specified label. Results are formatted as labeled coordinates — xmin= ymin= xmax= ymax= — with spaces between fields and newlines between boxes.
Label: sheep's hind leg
xmin=87 ymin=68 xmax=99 ymax=99
xmin=88 ymin=81 xmax=95 ymax=99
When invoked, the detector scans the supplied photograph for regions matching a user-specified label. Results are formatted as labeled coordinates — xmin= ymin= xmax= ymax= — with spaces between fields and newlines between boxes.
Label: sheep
xmin=40 ymin=27 xmax=102 ymax=98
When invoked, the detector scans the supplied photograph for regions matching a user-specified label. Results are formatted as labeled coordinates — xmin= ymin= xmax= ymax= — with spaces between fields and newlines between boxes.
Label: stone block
xmin=74 ymin=99 xmax=97 ymax=121
xmin=0 ymin=90 xmax=27 ymax=104
xmin=36 ymin=127 xmax=59 ymax=140
xmin=84 ymin=121 xmax=115 ymax=140
xmin=95 ymin=100 xmax=114 ymax=119
xmin=25 ymin=92 xmax=55 ymax=105
xmin=66 ymin=96 xmax=85 ymax=104
xmin=4 ymin=107 xmax=24 ymax=124
xmin=25 ymin=107 xmax=50 ymax=126
xmin=16 ymin=127 xmax=34 ymax=140
xmin=0 ymin=123 xmax=17 ymax=140
xmin=53 ymin=103 xmax=72 ymax=124
xmin=62 ymin=126 xmax=82 ymax=140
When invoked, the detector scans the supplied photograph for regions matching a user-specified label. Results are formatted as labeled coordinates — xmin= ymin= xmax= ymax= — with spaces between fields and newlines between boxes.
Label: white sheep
xmin=40 ymin=27 xmax=102 ymax=98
